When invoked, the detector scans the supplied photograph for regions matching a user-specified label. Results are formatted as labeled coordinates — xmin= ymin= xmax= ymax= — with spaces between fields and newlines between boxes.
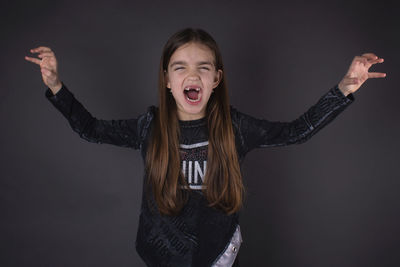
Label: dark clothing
xmin=45 ymin=83 xmax=353 ymax=266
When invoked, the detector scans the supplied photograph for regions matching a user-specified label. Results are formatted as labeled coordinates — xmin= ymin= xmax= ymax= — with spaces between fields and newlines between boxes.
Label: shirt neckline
xmin=179 ymin=117 xmax=207 ymax=128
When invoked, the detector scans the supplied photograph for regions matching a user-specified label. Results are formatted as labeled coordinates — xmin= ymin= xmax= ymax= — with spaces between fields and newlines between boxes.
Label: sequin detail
xmin=212 ymin=225 xmax=243 ymax=267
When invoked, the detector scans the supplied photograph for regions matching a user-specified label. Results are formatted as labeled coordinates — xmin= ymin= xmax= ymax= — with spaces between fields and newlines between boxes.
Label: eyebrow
xmin=169 ymin=61 xmax=214 ymax=67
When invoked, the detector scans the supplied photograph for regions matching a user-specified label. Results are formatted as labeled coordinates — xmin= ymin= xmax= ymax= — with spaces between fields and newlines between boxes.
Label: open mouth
xmin=184 ymin=86 xmax=201 ymax=103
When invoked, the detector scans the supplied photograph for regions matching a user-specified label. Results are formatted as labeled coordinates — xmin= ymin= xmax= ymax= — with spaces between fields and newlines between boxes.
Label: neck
xmin=177 ymin=110 xmax=206 ymax=121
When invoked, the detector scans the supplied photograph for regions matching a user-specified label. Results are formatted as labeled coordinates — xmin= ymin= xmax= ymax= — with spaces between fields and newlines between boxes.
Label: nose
xmin=186 ymin=69 xmax=201 ymax=81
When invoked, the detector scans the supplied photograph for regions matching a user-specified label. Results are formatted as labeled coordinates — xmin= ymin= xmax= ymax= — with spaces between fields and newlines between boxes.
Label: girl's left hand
xmin=338 ymin=53 xmax=386 ymax=96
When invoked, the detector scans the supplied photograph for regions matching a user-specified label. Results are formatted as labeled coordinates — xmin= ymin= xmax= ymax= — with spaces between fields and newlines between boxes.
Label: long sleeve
xmin=45 ymin=83 xmax=154 ymax=150
xmin=231 ymin=84 xmax=354 ymax=155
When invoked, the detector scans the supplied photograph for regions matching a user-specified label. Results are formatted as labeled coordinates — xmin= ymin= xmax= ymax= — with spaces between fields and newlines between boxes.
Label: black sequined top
xmin=45 ymin=83 xmax=353 ymax=266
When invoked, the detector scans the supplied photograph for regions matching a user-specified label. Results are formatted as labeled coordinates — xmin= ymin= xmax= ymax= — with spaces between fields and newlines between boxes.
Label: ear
xmin=164 ymin=70 xmax=171 ymax=88
xmin=212 ymin=69 xmax=223 ymax=89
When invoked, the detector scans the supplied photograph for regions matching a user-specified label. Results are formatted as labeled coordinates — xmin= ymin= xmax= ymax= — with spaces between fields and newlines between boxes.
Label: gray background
xmin=1 ymin=0 xmax=399 ymax=266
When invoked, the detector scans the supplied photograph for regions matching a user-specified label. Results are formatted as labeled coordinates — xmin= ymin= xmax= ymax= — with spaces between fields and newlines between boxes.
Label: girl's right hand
xmin=25 ymin=46 xmax=62 ymax=95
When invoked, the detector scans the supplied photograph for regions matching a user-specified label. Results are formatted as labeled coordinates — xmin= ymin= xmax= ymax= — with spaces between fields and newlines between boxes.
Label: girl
xmin=25 ymin=28 xmax=385 ymax=267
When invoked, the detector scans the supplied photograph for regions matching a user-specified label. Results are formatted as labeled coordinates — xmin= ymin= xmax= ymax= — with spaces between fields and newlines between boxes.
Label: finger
xmin=368 ymin=72 xmax=386 ymax=78
xmin=365 ymin=58 xmax=383 ymax=67
xmin=30 ymin=47 xmax=52 ymax=53
xmin=372 ymin=58 xmax=384 ymax=64
xmin=362 ymin=58 xmax=384 ymax=69
xmin=25 ymin=56 xmax=41 ymax=65
xmin=38 ymin=51 xmax=55 ymax=58
xmin=31 ymin=46 xmax=52 ymax=53
xmin=361 ymin=53 xmax=378 ymax=60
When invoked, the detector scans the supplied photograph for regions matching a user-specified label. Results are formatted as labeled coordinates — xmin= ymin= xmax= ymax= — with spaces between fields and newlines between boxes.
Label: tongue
xmin=187 ymin=90 xmax=199 ymax=100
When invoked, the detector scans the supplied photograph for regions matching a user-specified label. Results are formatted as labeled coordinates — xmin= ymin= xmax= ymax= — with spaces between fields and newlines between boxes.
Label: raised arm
xmin=232 ymin=85 xmax=353 ymax=154
xmin=232 ymin=53 xmax=386 ymax=154
xmin=25 ymin=46 xmax=153 ymax=149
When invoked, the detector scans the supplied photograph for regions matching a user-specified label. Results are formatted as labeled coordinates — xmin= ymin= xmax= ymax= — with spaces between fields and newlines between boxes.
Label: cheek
xmin=169 ymin=74 xmax=182 ymax=86
xmin=202 ymin=75 xmax=216 ymax=88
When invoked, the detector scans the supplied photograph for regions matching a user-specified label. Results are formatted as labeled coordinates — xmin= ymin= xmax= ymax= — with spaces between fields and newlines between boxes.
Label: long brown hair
xmin=145 ymin=28 xmax=245 ymax=216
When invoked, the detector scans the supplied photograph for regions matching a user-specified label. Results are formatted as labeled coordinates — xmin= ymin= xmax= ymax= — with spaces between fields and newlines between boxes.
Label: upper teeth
xmin=184 ymin=87 xmax=200 ymax=91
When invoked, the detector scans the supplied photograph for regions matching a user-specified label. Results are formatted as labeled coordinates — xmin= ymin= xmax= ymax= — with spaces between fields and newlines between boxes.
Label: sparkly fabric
xmin=45 ymin=83 xmax=354 ymax=266
xmin=212 ymin=225 xmax=243 ymax=267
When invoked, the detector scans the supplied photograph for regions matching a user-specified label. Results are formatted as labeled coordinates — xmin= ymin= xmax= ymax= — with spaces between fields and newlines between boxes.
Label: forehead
xmin=168 ymin=42 xmax=215 ymax=65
